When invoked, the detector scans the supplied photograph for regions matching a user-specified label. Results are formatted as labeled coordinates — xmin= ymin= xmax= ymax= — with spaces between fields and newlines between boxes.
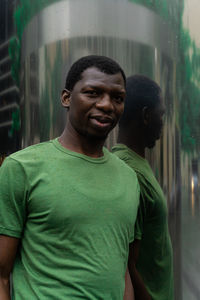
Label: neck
xmin=59 ymin=123 xmax=105 ymax=158
xmin=118 ymin=128 xmax=145 ymax=158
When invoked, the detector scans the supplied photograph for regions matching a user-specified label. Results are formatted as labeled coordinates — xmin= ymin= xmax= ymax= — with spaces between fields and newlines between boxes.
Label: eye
xmin=113 ymin=94 xmax=124 ymax=103
xmin=84 ymin=90 xmax=98 ymax=97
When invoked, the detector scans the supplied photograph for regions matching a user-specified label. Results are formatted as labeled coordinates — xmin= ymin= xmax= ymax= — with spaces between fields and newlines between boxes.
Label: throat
xmin=59 ymin=130 xmax=105 ymax=158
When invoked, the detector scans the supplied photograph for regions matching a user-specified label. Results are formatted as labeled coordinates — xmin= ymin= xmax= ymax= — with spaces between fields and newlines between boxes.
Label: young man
xmin=113 ymin=75 xmax=174 ymax=300
xmin=0 ymin=56 xmax=140 ymax=300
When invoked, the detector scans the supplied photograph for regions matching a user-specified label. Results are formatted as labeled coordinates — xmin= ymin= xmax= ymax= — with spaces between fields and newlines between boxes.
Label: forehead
xmin=76 ymin=67 xmax=125 ymax=88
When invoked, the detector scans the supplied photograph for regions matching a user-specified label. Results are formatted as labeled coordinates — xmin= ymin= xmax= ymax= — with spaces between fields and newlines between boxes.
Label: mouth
xmin=89 ymin=115 xmax=114 ymax=129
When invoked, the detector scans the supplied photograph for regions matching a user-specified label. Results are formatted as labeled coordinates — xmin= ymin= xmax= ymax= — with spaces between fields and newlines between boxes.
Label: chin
xmin=86 ymin=131 xmax=109 ymax=141
xmin=88 ymin=126 xmax=115 ymax=140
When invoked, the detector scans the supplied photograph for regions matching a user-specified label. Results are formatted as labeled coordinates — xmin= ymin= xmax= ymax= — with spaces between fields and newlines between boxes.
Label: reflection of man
xmin=113 ymin=75 xmax=174 ymax=300
xmin=0 ymin=154 xmax=6 ymax=167
xmin=0 ymin=56 xmax=140 ymax=299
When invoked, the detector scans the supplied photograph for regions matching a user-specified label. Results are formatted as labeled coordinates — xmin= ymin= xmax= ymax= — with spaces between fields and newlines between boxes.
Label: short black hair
xmin=65 ymin=55 xmax=126 ymax=91
xmin=119 ymin=74 xmax=161 ymax=127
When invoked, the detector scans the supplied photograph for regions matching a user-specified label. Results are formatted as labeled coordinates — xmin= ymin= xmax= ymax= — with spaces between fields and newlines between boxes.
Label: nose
xmin=95 ymin=94 xmax=114 ymax=112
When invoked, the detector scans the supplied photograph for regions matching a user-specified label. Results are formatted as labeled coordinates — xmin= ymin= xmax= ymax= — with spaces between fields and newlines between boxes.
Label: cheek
xmin=115 ymin=104 xmax=124 ymax=118
xmin=70 ymin=102 xmax=86 ymax=117
xmin=68 ymin=107 xmax=83 ymax=126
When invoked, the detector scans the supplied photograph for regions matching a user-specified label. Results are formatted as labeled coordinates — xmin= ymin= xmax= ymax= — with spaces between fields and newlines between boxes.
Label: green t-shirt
xmin=112 ymin=144 xmax=174 ymax=300
xmin=0 ymin=139 xmax=140 ymax=300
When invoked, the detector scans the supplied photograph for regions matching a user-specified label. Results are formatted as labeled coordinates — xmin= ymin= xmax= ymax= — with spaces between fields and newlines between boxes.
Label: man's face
xmin=62 ymin=67 xmax=126 ymax=140
xmin=145 ymin=95 xmax=166 ymax=149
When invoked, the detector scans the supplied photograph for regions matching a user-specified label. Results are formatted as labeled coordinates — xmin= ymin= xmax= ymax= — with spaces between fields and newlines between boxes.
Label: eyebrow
xmin=81 ymin=84 xmax=126 ymax=93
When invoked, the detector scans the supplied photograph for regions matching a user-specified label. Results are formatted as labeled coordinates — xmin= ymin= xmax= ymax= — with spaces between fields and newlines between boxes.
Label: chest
xmin=26 ymin=161 xmax=137 ymax=232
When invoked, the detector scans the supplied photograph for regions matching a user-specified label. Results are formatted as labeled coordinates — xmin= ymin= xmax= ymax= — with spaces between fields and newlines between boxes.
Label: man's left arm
xmin=123 ymin=268 xmax=134 ymax=300
xmin=127 ymin=241 xmax=151 ymax=300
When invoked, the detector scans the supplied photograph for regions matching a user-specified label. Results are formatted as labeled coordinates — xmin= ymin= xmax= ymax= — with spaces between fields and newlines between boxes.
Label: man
xmin=113 ymin=75 xmax=174 ymax=300
xmin=0 ymin=55 xmax=140 ymax=299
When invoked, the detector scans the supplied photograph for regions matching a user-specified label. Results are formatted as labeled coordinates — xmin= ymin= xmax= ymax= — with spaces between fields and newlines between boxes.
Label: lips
xmin=91 ymin=115 xmax=113 ymax=123
xmin=89 ymin=115 xmax=114 ymax=129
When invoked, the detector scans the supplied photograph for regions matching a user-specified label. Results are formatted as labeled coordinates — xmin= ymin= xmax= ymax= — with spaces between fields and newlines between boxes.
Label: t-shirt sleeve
xmin=134 ymin=177 xmax=151 ymax=240
xmin=0 ymin=157 xmax=27 ymax=238
xmin=129 ymin=178 xmax=140 ymax=243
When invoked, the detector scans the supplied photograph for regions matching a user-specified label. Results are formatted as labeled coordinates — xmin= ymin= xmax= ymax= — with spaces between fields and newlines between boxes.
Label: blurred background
xmin=0 ymin=0 xmax=200 ymax=299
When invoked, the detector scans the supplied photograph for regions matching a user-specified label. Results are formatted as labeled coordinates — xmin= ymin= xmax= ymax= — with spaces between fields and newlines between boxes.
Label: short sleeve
xmin=134 ymin=194 xmax=145 ymax=240
xmin=129 ymin=178 xmax=140 ymax=243
xmin=0 ymin=157 xmax=27 ymax=238
xmin=134 ymin=176 xmax=152 ymax=240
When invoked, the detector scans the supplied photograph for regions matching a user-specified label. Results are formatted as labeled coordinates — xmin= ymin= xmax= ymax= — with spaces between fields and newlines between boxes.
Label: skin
xmin=0 ymin=67 xmax=126 ymax=299
xmin=118 ymin=95 xmax=165 ymax=158
xmin=143 ymin=97 xmax=166 ymax=150
xmin=119 ymin=95 xmax=165 ymax=300
xmin=0 ymin=236 xmax=19 ymax=300
xmin=59 ymin=67 xmax=126 ymax=157
xmin=124 ymin=269 xmax=135 ymax=300
xmin=127 ymin=241 xmax=151 ymax=300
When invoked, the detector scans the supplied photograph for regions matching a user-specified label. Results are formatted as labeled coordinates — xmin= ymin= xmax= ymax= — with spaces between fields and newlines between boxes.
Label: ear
xmin=142 ymin=106 xmax=151 ymax=125
xmin=61 ymin=89 xmax=71 ymax=109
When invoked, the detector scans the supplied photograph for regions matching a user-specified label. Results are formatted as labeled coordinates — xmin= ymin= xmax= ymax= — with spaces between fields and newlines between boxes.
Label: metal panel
xmin=21 ymin=0 xmax=177 ymax=61
xmin=20 ymin=2 xmax=183 ymax=299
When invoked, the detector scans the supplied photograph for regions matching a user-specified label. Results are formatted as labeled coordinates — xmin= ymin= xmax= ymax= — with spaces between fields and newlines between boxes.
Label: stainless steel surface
xmin=0 ymin=102 xmax=18 ymax=112
xmin=20 ymin=39 xmax=159 ymax=146
xmin=0 ymin=120 xmax=12 ymax=128
xmin=20 ymin=0 xmax=177 ymax=147
xmin=0 ymin=86 xmax=19 ymax=97
xmin=19 ymin=1 xmax=200 ymax=299
xmin=0 ymin=56 xmax=10 ymax=65
xmin=182 ymin=190 xmax=200 ymax=300
xmin=21 ymin=0 xmax=176 ymax=62
xmin=0 ymin=39 xmax=10 ymax=50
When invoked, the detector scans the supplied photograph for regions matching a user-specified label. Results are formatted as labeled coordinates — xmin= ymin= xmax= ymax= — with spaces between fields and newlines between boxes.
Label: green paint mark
xmin=9 ymin=108 xmax=21 ymax=138
xmin=8 ymin=0 xmax=62 ymax=87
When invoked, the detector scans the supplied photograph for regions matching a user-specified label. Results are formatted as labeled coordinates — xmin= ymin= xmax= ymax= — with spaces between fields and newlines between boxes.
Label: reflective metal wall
xmin=19 ymin=0 xmax=200 ymax=299
xmin=20 ymin=0 xmax=177 ymax=146
xmin=0 ymin=0 xmax=20 ymax=155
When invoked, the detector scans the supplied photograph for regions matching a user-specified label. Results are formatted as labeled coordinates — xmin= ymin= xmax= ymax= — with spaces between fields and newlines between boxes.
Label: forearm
xmin=0 ymin=278 xmax=11 ymax=300
xmin=124 ymin=269 xmax=134 ymax=300
xmin=0 ymin=235 xmax=19 ymax=300
xmin=129 ymin=267 xmax=151 ymax=300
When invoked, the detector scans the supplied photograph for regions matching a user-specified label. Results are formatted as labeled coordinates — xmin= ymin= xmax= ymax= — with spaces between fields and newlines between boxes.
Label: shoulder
xmin=1 ymin=141 xmax=55 ymax=174
xmin=112 ymin=146 xmax=155 ymax=198
xmin=112 ymin=145 xmax=128 ymax=160
xmin=112 ymin=145 xmax=133 ymax=170
xmin=112 ymin=146 xmax=141 ymax=176
xmin=106 ymin=149 xmax=139 ymax=184
xmin=109 ymin=152 xmax=140 ymax=201
xmin=9 ymin=140 xmax=54 ymax=162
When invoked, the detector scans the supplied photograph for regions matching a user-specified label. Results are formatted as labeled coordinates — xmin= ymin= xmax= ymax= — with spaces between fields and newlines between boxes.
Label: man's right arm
xmin=0 ymin=235 xmax=19 ymax=300
xmin=0 ymin=158 xmax=26 ymax=299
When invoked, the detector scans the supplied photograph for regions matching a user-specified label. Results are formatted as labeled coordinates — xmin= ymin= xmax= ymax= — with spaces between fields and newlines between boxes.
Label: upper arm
xmin=0 ymin=157 xmax=27 ymax=238
xmin=0 ymin=235 xmax=19 ymax=279
xmin=134 ymin=176 xmax=152 ymax=241
xmin=0 ymin=158 xmax=26 ymax=277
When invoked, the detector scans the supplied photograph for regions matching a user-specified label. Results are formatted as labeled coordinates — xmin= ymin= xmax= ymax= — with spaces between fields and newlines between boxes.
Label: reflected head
xmin=65 ymin=55 xmax=126 ymax=91
xmin=119 ymin=74 xmax=162 ymax=128
xmin=119 ymin=74 xmax=165 ymax=149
